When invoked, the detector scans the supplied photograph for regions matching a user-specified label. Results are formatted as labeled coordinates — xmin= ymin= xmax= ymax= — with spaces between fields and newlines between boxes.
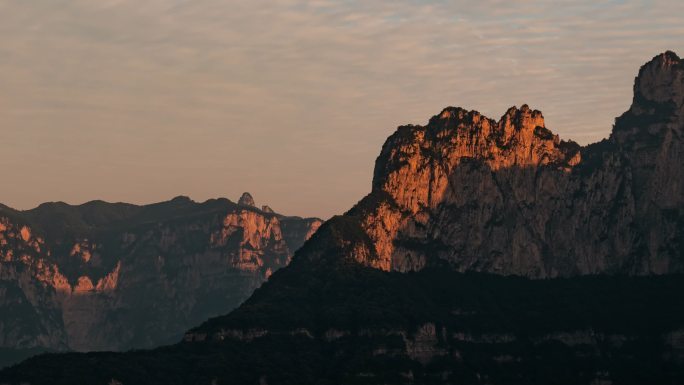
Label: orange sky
xmin=1 ymin=0 xmax=682 ymax=218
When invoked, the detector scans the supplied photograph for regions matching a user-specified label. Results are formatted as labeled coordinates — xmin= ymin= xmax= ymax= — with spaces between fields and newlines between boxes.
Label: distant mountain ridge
xmin=0 ymin=194 xmax=321 ymax=366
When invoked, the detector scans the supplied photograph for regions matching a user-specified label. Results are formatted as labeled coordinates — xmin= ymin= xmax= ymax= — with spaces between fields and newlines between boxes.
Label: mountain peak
xmin=374 ymin=104 xmax=566 ymax=179
xmin=238 ymin=192 xmax=255 ymax=207
xmin=170 ymin=195 xmax=193 ymax=203
xmin=434 ymin=106 xmax=471 ymax=121
xmin=499 ymin=104 xmax=546 ymax=139
xmin=612 ymin=50 xmax=683 ymax=146
xmin=364 ymin=51 xmax=684 ymax=276
xmin=650 ymin=50 xmax=681 ymax=67
xmin=633 ymin=50 xmax=683 ymax=108
xmin=428 ymin=105 xmax=547 ymax=139
xmin=371 ymin=104 xmax=578 ymax=218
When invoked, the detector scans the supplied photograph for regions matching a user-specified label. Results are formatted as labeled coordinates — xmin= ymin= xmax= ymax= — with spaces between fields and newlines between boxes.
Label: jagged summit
xmin=421 ymin=104 xmax=557 ymax=151
xmin=429 ymin=104 xmax=546 ymax=132
xmin=611 ymin=52 xmax=683 ymax=202
xmin=644 ymin=50 xmax=681 ymax=69
xmin=631 ymin=50 xmax=683 ymax=109
xmin=373 ymin=104 xmax=579 ymax=194
xmin=354 ymin=52 xmax=684 ymax=276
xmin=237 ymin=192 xmax=256 ymax=207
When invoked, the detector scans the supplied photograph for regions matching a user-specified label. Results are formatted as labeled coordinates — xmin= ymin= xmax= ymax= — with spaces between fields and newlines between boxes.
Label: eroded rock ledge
xmin=303 ymin=51 xmax=684 ymax=278
xmin=0 ymin=194 xmax=322 ymax=355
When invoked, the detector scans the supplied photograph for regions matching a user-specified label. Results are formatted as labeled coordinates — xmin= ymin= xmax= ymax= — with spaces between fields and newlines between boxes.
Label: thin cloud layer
xmin=0 ymin=0 xmax=682 ymax=217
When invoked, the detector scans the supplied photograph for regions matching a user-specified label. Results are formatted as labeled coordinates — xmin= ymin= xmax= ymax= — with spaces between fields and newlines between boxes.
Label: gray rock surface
xmin=310 ymin=51 xmax=684 ymax=278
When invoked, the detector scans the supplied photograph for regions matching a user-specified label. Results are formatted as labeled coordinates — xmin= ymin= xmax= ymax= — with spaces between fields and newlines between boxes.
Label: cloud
xmin=0 ymin=0 xmax=682 ymax=217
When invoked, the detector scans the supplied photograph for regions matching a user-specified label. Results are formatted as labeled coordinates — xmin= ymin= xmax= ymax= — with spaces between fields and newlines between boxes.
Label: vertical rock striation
xmin=314 ymin=51 xmax=684 ymax=277
xmin=0 ymin=194 xmax=321 ymax=359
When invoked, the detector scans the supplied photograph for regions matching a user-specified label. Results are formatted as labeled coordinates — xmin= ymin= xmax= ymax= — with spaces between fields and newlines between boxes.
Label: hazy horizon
xmin=1 ymin=0 xmax=682 ymax=218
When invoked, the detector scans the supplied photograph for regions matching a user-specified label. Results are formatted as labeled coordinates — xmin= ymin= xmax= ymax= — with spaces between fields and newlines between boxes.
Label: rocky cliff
xmin=317 ymin=50 xmax=684 ymax=277
xmin=0 ymin=194 xmax=321 ymax=364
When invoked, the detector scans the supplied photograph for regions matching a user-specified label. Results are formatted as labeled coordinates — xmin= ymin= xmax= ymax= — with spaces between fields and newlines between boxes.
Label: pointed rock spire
xmin=238 ymin=192 xmax=255 ymax=207
xmin=613 ymin=51 xmax=683 ymax=146
xmin=632 ymin=50 xmax=683 ymax=108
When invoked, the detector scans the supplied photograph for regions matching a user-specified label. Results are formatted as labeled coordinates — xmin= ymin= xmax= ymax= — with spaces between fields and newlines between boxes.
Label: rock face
xmin=238 ymin=192 xmax=256 ymax=207
xmin=0 ymin=194 xmax=321 ymax=360
xmin=319 ymin=51 xmax=684 ymax=277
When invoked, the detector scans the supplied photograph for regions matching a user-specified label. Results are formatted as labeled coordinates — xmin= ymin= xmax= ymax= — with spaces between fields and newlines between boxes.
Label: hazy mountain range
xmin=0 ymin=193 xmax=321 ymax=367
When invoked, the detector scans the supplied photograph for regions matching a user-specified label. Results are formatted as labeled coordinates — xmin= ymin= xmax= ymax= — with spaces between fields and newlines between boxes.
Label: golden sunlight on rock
xmin=19 ymin=226 xmax=31 ymax=242
xmin=0 ymin=194 xmax=322 ymax=353
xmin=74 ymin=276 xmax=95 ymax=293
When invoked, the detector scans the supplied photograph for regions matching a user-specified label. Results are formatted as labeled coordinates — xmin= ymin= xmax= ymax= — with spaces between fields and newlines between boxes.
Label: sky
xmin=0 ymin=0 xmax=682 ymax=218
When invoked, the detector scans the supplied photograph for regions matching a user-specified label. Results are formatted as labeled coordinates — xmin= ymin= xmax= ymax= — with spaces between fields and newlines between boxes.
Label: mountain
xmin=1 ymin=52 xmax=683 ymax=385
xmin=0 ymin=194 xmax=321 ymax=367
xmin=336 ymin=50 xmax=682 ymax=277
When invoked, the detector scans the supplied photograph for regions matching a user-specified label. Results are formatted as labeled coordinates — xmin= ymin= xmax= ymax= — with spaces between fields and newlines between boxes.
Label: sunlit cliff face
xmin=293 ymin=52 xmax=684 ymax=278
xmin=0 ymin=195 xmax=322 ymax=353
xmin=373 ymin=104 xmax=581 ymax=216
xmin=353 ymin=104 xmax=581 ymax=273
